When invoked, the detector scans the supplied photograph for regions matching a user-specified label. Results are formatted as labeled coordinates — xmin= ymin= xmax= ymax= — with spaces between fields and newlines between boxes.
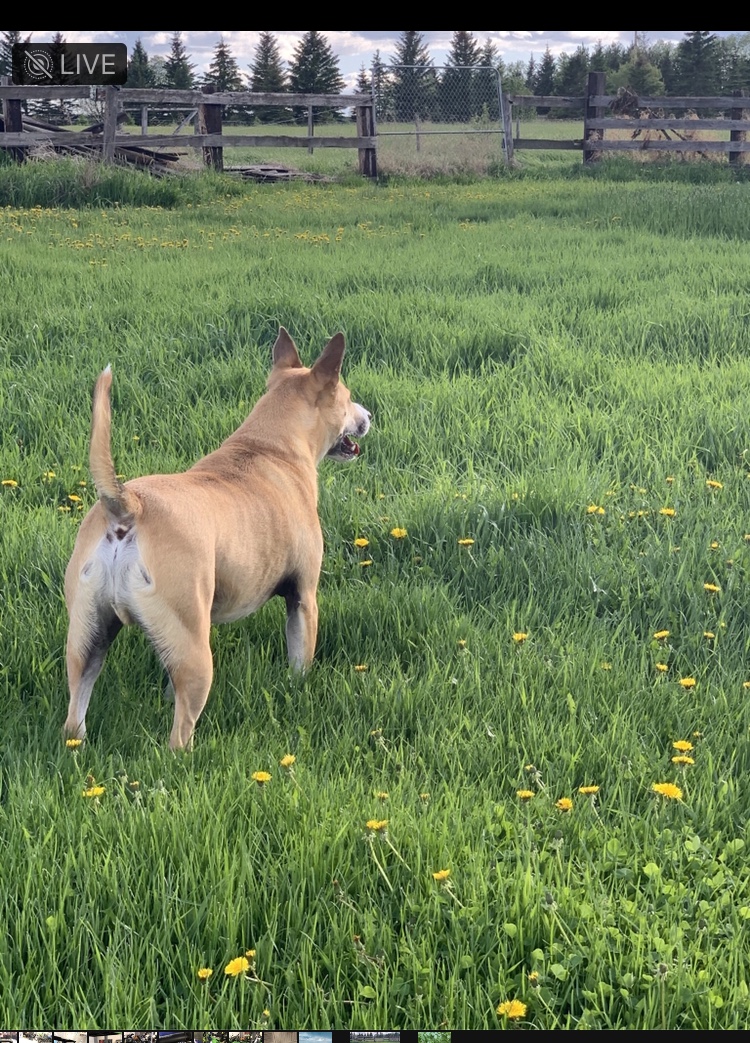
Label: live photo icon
xmin=12 ymin=43 xmax=127 ymax=85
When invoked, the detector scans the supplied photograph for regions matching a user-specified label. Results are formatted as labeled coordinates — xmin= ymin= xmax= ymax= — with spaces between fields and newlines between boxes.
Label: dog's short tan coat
xmin=64 ymin=328 xmax=370 ymax=748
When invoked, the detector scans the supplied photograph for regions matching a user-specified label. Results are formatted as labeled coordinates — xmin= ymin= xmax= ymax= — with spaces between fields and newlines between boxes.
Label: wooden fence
xmin=0 ymin=84 xmax=377 ymax=176
xmin=506 ymin=72 xmax=749 ymax=164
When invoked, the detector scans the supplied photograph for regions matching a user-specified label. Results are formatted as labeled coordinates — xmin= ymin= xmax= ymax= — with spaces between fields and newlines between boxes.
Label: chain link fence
xmin=373 ymin=64 xmax=507 ymax=175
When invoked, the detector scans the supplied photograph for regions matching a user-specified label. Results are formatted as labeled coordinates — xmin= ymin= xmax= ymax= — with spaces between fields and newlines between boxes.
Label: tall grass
xmin=2 ymin=168 xmax=750 ymax=1028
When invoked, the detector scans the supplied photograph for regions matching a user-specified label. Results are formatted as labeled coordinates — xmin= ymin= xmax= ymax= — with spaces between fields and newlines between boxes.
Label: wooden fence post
xmin=102 ymin=86 xmax=119 ymax=163
xmin=307 ymin=104 xmax=314 ymax=154
xmin=1 ymin=75 xmax=25 ymax=163
xmin=356 ymin=101 xmax=377 ymax=178
xmin=501 ymin=95 xmax=514 ymax=164
xmin=583 ymin=71 xmax=606 ymax=164
xmin=730 ymin=89 xmax=746 ymax=168
xmin=140 ymin=104 xmax=148 ymax=135
xmin=198 ymin=85 xmax=223 ymax=171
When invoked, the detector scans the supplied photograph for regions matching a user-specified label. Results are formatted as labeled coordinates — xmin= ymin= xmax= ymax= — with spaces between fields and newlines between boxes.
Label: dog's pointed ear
xmin=272 ymin=327 xmax=303 ymax=370
xmin=311 ymin=332 xmax=345 ymax=386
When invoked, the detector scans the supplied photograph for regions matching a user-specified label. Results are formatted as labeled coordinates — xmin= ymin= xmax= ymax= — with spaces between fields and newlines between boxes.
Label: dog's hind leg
xmin=166 ymin=634 xmax=214 ymax=750
xmin=283 ymin=581 xmax=319 ymax=671
xmin=64 ymin=609 xmax=123 ymax=740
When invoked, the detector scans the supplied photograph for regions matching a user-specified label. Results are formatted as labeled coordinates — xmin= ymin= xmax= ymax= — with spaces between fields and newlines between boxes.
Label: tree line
xmin=2 ymin=31 xmax=749 ymax=127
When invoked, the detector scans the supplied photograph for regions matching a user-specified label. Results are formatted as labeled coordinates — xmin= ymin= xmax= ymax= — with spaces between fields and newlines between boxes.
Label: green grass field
xmin=2 ymin=158 xmax=750 ymax=1029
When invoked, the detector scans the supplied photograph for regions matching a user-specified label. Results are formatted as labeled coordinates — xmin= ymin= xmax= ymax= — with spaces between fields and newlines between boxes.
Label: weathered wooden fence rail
xmin=506 ymin=72 xmax=748 ymax=165
xmin=0 ymin=84 xmax=377 ymax=176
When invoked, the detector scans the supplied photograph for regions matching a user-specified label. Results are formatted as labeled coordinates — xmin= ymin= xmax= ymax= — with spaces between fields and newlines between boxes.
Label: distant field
xmin=2 ymin=163 xmax=750 ymax=1028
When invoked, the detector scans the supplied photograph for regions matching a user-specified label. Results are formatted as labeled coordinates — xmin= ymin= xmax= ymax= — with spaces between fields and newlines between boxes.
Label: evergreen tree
xmin=553 ymin=45 xmax=589 ymax=117
xmin=1 ymin=30 xmax=29 ymax=78
xmin=249 ymin=31 xmax=287 ymax=124
xmin=127 ymin=38 xmax=154 ymax=88
xmin=534 ymin=47 xmax=556 ymax=114
xmin=609 ymin=54 xmax=665 ymax=96
xmin=440 ymin=31 xmax=481 ymax=122
xmin=351 ymin=64 xmax=371 ymax=120
xmin=474 ymin=38 xmax=501 ymax=121
xmin=525 ymin=55 xmax=537 ymax=91
xmin=390 ymin=30 xmax=438 ymax=122
xmin=371 ymin=49 xmax=393 ymax=121
xmin=675 ymin=31 xmax=719 ymax=96
xmin=203 ymin=36 xmax=243 ymax=91
xmin=32 ymin=33 xmax=71 ymax=124
xmin=475 ymin=39 xmax=504 ymax=121
xmin=718 ymin=36 xmax=750 ymax=96
xmin=288 ymin=30 xmax=345 ymax=124
xmin=649 ymin=41 xmax=678 ymax=95
xmin=202 ymin=36 xmax=244 ymax=121
xmin=164 ymin=32 xmax=196 ymax=90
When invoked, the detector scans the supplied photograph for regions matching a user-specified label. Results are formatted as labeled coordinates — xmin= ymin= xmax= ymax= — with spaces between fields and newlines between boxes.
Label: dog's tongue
xmin=342 ymin=436 xmax=360 ymax=456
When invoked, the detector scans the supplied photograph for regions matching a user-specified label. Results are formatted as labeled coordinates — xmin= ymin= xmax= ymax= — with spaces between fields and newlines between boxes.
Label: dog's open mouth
xmin=327 ymin=434 xmax=361 ymax=460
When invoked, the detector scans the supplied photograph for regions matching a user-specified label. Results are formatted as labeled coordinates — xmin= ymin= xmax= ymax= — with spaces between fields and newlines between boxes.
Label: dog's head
xmin=270 ymin=327 xmax=371 ymax=463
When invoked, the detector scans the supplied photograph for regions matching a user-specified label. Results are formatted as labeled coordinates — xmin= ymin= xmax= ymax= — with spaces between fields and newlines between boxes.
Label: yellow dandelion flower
xmin=652 ymin=782 xmax=683 ymax=800
xmin=555 ymin=797 xmax=573 ymax=812
xmin=710 ymin=541 xmax=720 ymax=550
xmin=1 ymin=479 xmax=18 ymax=487
xmin=656 ymin=662 xmax=669 ymax=673
xmin=513 ymin=631 xmax=529 ymax=643
xmin=67 ymin=494 xmax=82 ymax=503
xmin=197 ymin=967 xmax=213 ymax=981
xmin=263 ymin=1009 xmax=270 ymax=1017
xmin=65 ymin=738 xmax=83 ymax=748
xmin=370 ymin=729 xmax=382 ymax=738
xmin=704 ymin=583 xmax=721 ymax=593
xmin=654 ymin=630 xmax=670 ymax=640
xmin=706 ymin=480 xmax=723 ymax=490
xmin=659 ymin=507 xmax=675 ymax=517
xmin=578 ymin=785 xmax=600 ymax=795
xmin=497 ymin=999 xmax=527 ymax=1020
xmin=666 ymin=476 xmax=674 ymax=484
xmin=432 ymin=869 xmax=451 ymax=881
xmin=390 ymin=527 xmax=408 ymax=539
xmin=82 ymin=785 xmax=105 ymax=798
xmin=693 ymin=731 xmax=704 ymax=738
xmin=366 ymin=818 xmax=388 ymax=832
xmin=528 ymin=971 xmax=539 ymax=985
xmin=457 ymin=538 xmax=475 ymax=546
xmin=673 ymin=740 xmax=694 ymax=752
xmin=354 ymin=537 xmax=369 ymax=548
xmin=672 ymin=755 xmax=695 ymax=766
xmin=679 ymin=677 xmax=696 ymax=688
xmin=586 ymin=504 xmax=605 ymax=515
xmin=517 ymin=789 xmax=535 ymax=801
xmin=376 ymin=791 xmax=389 ymax=800
xmin=251 ymin=771 xmax=271 ymax=784
xmin=704 ymin=631 xmax=715 ymax=640
xmin=359 ymin=559 xmax=373 ymax=567
xmin=245 ymin=949 xmax=256 ymax=958
xmin=279 ymin=754 xmax=296 ymax=768
xmin=419 ymin=792 xmax=430 ymax=802
xmin=57 ymin=505 xmax=71 ymax=512
xmin=354 ymin=664 xmax=368 ymax=672
xmin=224 ymin=956 xmax=250 ymax=976
xmin=457 ymin=638 xmax=467 ymax=648
xmin=43 ymin=471 xmax=56 ymax=479
xmin=601 ymin=661 xmax=612 ymax=670
xmin=743 ymin=681 xmax=750 ymax=689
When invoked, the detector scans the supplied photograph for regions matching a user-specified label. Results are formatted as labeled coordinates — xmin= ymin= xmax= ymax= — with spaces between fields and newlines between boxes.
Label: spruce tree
xmin=127 ymin=38 xmax=154 ymax=88
xmin=249 ymin=31 xmax=287 ymax=123
xmin=32 ymin=33 xmax=70 ymax=124
xmin=440 ymin=31 xmax=481 ymax=122
xmin=371 ymin=49 xmax=393 ymax=121
xmin=164 ymin=32 xmax=196 ymax=90
xmin=288 ymin=31 xmax=345 ymax=124
xmin=676 ymin=31 xmax=720 ymax=97
xmin=351 ymin=64 xmax=372 ymax=120
xmin=474 ymin=38 xmax=501 ymax=122
xmin=202 ymin=36 xmax=244 ymax=121
xmin=534 ymin=47 xmax=556 ymax=114
xmin=390 ymin=31 xmax=438 ymax=122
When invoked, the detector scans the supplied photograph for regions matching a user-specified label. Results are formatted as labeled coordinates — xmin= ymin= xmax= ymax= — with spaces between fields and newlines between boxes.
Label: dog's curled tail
xmin=90 ymin=366 xmax=140 ymax=524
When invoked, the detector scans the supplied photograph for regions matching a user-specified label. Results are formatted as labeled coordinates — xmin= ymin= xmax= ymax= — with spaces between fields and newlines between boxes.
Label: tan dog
xmin=64 ymin=327 xmax=370 ymax=749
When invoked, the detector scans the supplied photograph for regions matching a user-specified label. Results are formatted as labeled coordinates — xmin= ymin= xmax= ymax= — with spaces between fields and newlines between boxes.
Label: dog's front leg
xmin=284 ymin=583 xmax=318 ymax=671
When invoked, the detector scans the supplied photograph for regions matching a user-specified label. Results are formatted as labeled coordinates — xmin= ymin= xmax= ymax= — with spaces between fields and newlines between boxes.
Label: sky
xmin=17 ymin=31 xmax=742 ymax=89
